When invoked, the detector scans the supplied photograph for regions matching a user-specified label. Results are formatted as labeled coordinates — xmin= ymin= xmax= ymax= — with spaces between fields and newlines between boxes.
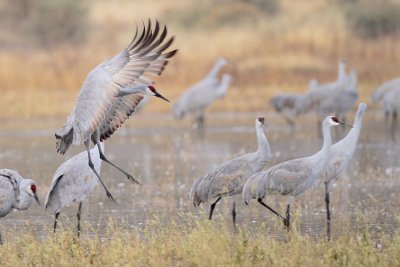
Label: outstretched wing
xmin=97 ymin=20 xmax=177 ymax=141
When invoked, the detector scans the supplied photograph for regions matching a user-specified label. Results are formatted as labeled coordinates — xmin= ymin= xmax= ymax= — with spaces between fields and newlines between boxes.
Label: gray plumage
xmin=309 ymin=60 xmax=358 ymax=123
xmin=54 ymin=20 xmax=176 ymax=200
xmin=45 ymin=144 xmax=103 ymax=236
xmin=243 ymin=116 xmax=345 ymax=229
xmin=190 ymin=117 xmax=271 ymax=223
xmin=321 ymin=103 xmax=367 ymax=240
xmin=173 ymin=58 xmax=232 ymax=134
xmin=269 ymin=92 xmax=312 ymax=130
xmin=0 ymin=169 xmax=39 ymax=244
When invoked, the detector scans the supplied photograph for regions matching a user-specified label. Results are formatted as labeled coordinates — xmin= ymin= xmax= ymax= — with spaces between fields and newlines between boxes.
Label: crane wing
xmin=97 ymin=20 xmax=177 ymax=141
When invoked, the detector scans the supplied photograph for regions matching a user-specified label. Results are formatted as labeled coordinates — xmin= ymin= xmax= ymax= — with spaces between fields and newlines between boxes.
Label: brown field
xmin=1 ymin=0 xmax=399 ymax=118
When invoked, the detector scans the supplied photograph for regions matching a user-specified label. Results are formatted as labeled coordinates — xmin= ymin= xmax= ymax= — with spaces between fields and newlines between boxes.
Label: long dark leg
xmin=0 ymin=231 xmax=2 ymax=245
xmin=257 ymin=198 xmax=285 ymax=221
xmin=209 ymin=197 xmax=222 ymax=220
xmin=392 ymin=111 xmax=397 ymax=142
xmin=85 ymin=140 xmax=115 ymax=202
xmin=94 ymin=135 xmax=139 ymax=184
xmin=53 ymin=212 xmax=60 ymax=233
xmin=197 ymin=114 xmax=205 ymax=138
xmin=77 ymin=202 xmax=82 ymax=237
xmin=325 ymin=182 xmax=331 ymax=241
xmin=284 ymin=204 xmax=291 ymax=230
xmin=232 ymin=201 xmax=237 ymax=227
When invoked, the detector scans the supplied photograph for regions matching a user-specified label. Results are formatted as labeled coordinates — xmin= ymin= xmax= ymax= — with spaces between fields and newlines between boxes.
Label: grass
xmin=0 ymin=214 xmax=399 ymax=266
xmin=1 ymin=0 xmax=400 ymax=118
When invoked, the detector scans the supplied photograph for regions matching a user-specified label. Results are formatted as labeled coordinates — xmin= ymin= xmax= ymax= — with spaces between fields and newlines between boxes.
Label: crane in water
xmin=190 ymin=117 xmax=272 ymax=226
xmin=0 ymin=169 xmax=40 ymax=244
xmin=55 ymin=20 xmax=177 ymax=201
xmin=173 ymin=58 xmax=232 ymax=136
xmin=45 ymin=144 xmax=103 ymax=236
xmin=322 ymin=103 xmax=366 ymax=240
xmin=243 ymin=116 xmax=350 ymax=230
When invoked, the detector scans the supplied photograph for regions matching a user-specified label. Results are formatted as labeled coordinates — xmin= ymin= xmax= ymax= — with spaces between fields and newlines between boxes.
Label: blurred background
xmin=1 ymin=0 xmax=400 ymax=118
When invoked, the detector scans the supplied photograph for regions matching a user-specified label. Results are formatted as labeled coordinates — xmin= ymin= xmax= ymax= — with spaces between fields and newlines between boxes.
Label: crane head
xmin=147 ymin=85 xmax=169 ymax=102
xmin=328 ymin=116 xmax=353 ymax=128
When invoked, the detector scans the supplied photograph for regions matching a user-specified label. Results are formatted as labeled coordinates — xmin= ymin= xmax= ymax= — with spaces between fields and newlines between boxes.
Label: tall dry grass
xmin=1 ymin=0 xmax=400 ymax=118
xmin=0 ymin=215 xmax=398 ymax=266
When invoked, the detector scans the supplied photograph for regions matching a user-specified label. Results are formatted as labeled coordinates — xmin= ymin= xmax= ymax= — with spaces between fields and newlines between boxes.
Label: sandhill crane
xmin=173 ymin=58 xmax=232 ymax=136
xmin=322 ymin=103 xmax=366 ymax=240
xmin=0 ymin=169 xmax=40 ymax=244
xmin=381 ymin=88 xmax=400 ymax=141
xmin=45 ymin=144 xmax=103 ymax=236
xmin=243 ymin=116 xmax=350 ymax=230
xmin=309 ymin=60 xmax=358 ymax=136
xmin=55 ymin=20 xmax=177 ymax=201
xmin=190 ymin=117 xmax=271 ymax=226
xmin=269 ymin=92 xmax=312 ymax=131
xmin=371 ymin=78 xmax=400 ymax=140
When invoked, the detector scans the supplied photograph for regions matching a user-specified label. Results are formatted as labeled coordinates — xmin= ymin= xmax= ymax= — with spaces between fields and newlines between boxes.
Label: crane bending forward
xmin=55 ymin=20 xmax=177 ymax=201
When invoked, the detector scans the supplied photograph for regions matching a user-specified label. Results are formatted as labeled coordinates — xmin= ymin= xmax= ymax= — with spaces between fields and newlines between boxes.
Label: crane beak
xmin=154 ymin=91 xmax=169 ymax=102
xmin=34 ymin=193 xmax=41 ymax=205
xmin=339 ymin=121 xmax=353 ymax=128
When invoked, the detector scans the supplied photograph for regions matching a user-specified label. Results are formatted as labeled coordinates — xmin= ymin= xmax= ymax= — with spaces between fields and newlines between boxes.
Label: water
xmin=0 ymin=110 xmax=399 ymax=239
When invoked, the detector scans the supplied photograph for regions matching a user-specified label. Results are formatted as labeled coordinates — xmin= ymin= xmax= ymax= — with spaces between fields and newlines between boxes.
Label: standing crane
xmin=190 ymin=117 xmax=272 ymax=226
xmin=173 ymin=58 xmax=232 ymax=136
xmin=55 ymin=20 xmax=177 ymax=201
xmin=322 ymin=103 xmax=367 ymax=240
xmin=0 ymin=169 xmax=40 ymax=244
xmin=243 ymin=116 xmax=350 ymax=230
xmin=45 ymin=144 xmax=103 ymax=236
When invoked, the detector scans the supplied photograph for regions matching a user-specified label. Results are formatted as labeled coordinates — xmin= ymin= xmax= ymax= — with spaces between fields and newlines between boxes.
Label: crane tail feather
xmin=55 ymin=128 xmax=74 ymax=155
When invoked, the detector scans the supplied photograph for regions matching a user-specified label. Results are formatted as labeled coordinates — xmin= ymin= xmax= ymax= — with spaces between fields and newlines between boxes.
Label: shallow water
xmin=0 ymin=109 xmax=399 ymax=240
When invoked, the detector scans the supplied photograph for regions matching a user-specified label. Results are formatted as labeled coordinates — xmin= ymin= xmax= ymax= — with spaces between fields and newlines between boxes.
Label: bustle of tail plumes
xmin=55 ymin=128 xmax=74 ymax=155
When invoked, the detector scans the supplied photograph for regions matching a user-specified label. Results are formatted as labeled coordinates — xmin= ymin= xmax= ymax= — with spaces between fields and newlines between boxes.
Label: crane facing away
xmin=243 ymin=116 xmax=351 ymax=230
xmin=55 ymin=20 xmax=177 ymax=201
xmin=45 ymin=144 xmax=103 ymax=236
xmin=190 ymin=117 xmax=272 ymax=226
xmin=0 ymin=169 xmax=40 ymax=244
xmin=321 ymin=103 xmax=366 ymax=240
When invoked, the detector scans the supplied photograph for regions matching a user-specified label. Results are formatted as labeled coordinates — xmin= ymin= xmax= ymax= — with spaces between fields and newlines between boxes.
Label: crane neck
xmin=256 ymin=125 xmax=271 ymax=159
xmin=338 ymin=105 xmax=366 ymax=149
xmin=315 ymin=120 xmax=333 ymax=171
xmin=205 ymin=61 xmax=224 ymax=80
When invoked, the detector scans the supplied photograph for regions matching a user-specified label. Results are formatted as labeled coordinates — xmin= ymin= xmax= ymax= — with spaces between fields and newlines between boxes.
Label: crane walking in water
xmin=55 ymin=20 xmax=177 ymax=201
xmin=190 ymin=117 xmax=272 ymax=226
xmin=243 ymin=116 xmax=351 ymax=230
xmin=0 ymin=169 xmax=40 ymax=244
xmin=45 ymin=144 xmax=103 ymax=236
xmin=322 ymin=103 xmax=366 ymax=240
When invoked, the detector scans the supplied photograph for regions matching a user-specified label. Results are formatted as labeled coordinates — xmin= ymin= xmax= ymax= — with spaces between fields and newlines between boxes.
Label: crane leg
xmin=0 ymin=231 xmax=2 ymax=245
xmin=85 ymin=140 xmax=116 ymax=202
xmin=325 ymin=182 xmax=331 ymax=241
xmin=232 ymin=201 xmax=237 ymax=228
xmin=209 ymin=197 xmax=222 ymax=220
xmin=391 ymin=111 xmax=397 ymax=142
xmin=284 ymin=204 xmax=290 ymax=231
xmin=257 ymin=198 xmax=285 ymax=221
xmin=77 ymin=202 xmax=82 ymax=237
xmin=197 ymin=115 xmax=205 ymax=138
xmin=53 ymin=212 xmax=60 ymax=233
xmin=95 ymin=139 xmax=140 ymax=184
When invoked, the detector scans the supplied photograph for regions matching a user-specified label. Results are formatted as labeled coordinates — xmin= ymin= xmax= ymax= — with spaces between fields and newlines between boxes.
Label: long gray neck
xmin=255 ymin=126 xmax=271 ymax=168
xmin=315 ymin=122 xmax=332 ymax=173
xmin=205 ymin=61 xmax=224 ymax=80
xmin=338 ymin=108 xmax=365 ymax=150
